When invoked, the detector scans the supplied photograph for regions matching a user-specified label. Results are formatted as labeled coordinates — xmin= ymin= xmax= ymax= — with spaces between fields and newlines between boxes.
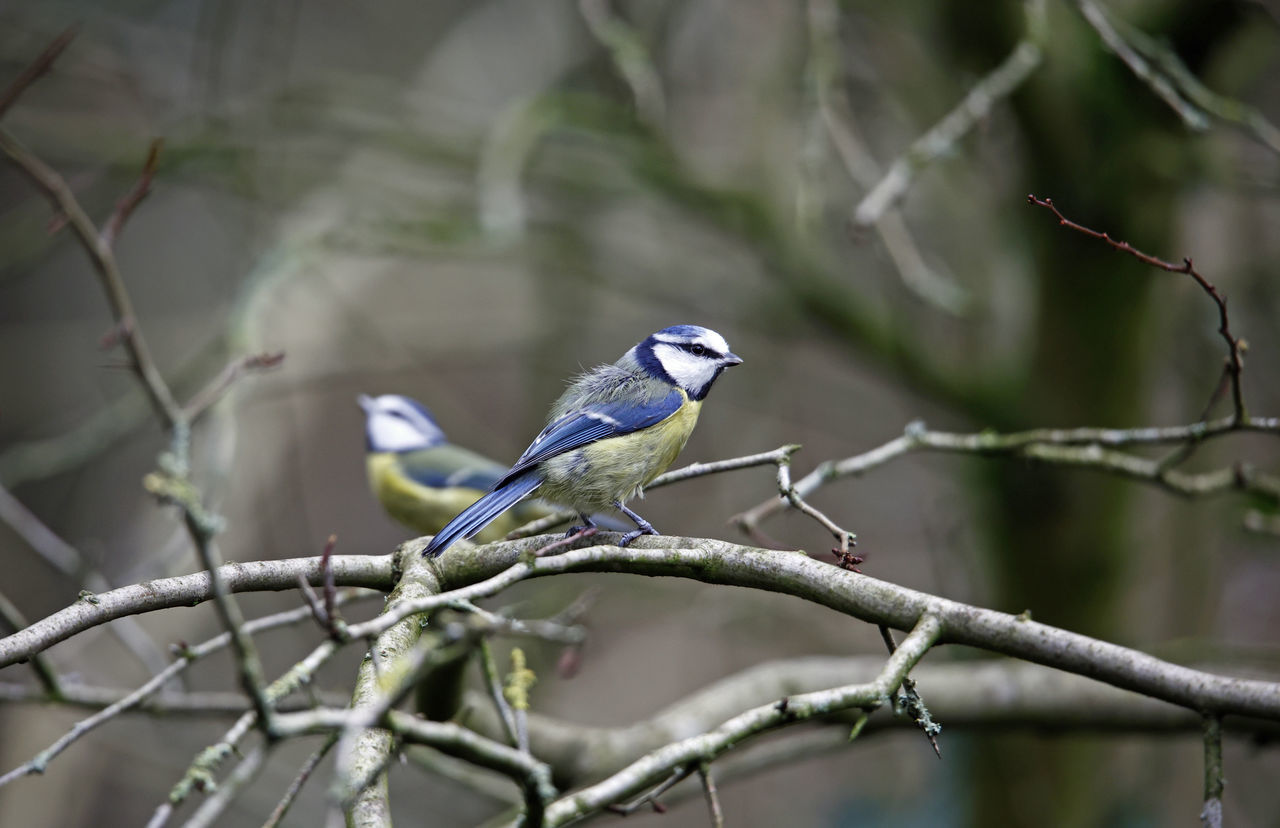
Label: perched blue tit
xmin=423 ymin=325 xmax=742 ymax=557
xmin=359 ymin=394 xmax=554 ymax=542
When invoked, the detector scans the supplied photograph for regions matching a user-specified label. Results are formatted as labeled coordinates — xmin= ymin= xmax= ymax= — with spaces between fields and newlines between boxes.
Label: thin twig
xmin=534 ymin=526 xmax=597 ymax=557
xmin=100 ymin=138 xmax=162 ymax=249
xmin=776 ymin=448 xmax=858 ymax=556
xmin=737 ymin=413 xmax=1280 ymax=534
xmin=182 ymin=352 xmax=285 ymax=423
xmin=0 ymin=127 xmax=182 ymax=424
xmin=879 ymin=625 xmax=941 ymax=757
xmin=0 ymin=481 xmax=173 ymax=677
xmin=0 ymin=592 xmax=373 ymax=789
xmin=0 ymin=592 xmax=60 ymax=698
xmin=479 ymin=639 xmax=521 ymax=748
xmin=806 ymin=0 xmax=970 ymax=315
xmin=1200 ymin=715 xmax=1224 ymax=828
xmin=1028 ymin=194 xmax=1247 ymax=422
xmin=182 ymin=743 xmax=271 ymax=828
xmin=185 ymin=529 xmax=276 ymax=734
xmin=606 ymin=765 xmax=694 ymax=815
xmin=322 ymin=534 xmax=339 ymax=634
xmin=261 ymin=735 xmax=338 ymax=828
xmin=1076 ymin=0 xmax=1209 ymax=130
xmin=448 ymin=599 xmax=587 ymax=646
xmin=698 ymin=763 xmax=724 ymax=828
xmin=549 ymin=614 xmax=942 ymax=824
xmin=578 ymin=0 xmax=665 ymax=126
xmin=852 ymin=0 xmax=1046 ymax=225
xmin=0 ymin=27 xmax=77 ymax=120
xmin=296 ymin=574 xmax=330 ymax=630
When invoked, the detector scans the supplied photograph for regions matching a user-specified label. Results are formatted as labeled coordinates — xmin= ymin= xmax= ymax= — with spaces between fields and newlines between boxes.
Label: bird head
xmin=358 ymin=394 xmax=447 ymax=452
xmin=630 ymin=325 xmax=743 ymax=401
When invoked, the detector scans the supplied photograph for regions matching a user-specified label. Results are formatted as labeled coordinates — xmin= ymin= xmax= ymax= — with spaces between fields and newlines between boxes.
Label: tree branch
xmin=538 ymin=614 xmax=941 ymax=825
xmin=0 ymin=556 xmax=393 ymax=668
xmin=852 ymin=0 xmax=1046 ymax=225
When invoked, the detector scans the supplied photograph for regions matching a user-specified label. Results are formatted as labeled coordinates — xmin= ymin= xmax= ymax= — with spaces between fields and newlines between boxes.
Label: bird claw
xmin=566 ymin=514 xmax=598 ymax=538
xmin=617 ymin=526 xmax=658 ymax=547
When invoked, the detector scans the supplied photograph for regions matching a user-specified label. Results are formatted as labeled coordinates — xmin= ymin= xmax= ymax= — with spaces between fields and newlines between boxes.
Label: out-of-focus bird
xmin=359 ymin=394 xmax=553 ymax=542
xmin=422 ymin=324 xmax=742 ymax=557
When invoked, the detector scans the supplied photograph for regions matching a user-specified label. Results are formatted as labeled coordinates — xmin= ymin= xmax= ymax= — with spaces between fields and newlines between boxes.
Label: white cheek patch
xmin=654 ymin=344 xmax=717 ymax=392
xmin=369 ymin=416 xmax=432 ymax=452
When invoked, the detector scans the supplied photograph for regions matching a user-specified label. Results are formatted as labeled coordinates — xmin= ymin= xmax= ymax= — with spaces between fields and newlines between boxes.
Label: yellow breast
xmin=537 ymin=394 xmax=702 ymax=510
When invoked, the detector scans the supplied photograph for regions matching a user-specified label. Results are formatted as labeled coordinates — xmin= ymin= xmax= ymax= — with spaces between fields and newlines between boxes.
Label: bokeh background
xmin=2 ymin=0 xmax=1280 ymax=825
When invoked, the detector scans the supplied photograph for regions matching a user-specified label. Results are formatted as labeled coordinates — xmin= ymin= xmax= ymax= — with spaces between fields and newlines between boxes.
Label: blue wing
xmin=396 ymin=448 xmax=506 ymax=493
xmin=494 ymin=389 xmax=684 ymax=488
xmin=422 ymin=388 xmax=683 ymax=558
xmin=422 ymin=472 xmax=543 ymax=557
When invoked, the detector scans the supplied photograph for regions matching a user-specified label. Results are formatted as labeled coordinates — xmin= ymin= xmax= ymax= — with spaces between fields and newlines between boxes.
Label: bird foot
xmin=613 ymin=501 xmax=658 ymax=547
xmin=617 ymin=526 xmax=659 ymax=547
xmin=565 ymin=514 xmax=598 ymax=538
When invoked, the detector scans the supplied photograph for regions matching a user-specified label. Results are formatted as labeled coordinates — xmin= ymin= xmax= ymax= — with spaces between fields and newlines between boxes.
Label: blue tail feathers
xmin=422 ymin=472 xmax=543 ymax=557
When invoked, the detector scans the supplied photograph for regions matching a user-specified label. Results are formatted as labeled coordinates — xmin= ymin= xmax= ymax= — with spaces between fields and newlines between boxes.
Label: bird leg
xmin=566 ymin=513 xmax=598 ymax=537
xmin=614 ymin=501 xmax=658 ymax=547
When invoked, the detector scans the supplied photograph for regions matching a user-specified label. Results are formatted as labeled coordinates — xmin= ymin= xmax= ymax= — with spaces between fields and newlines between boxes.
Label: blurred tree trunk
xmin=939 ymin=0 xmax=1203 ymax=823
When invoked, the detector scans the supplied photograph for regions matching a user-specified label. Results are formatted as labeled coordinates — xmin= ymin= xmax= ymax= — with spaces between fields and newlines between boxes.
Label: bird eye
xmin=689 ymin=344 xmax=707 ymax=357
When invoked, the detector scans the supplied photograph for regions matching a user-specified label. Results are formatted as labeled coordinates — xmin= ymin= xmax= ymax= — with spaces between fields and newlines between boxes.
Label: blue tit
xmin=359 ymin=394 xmax=554 ymax=542
xmin=423 ymin=324 xmax=742 ymax=557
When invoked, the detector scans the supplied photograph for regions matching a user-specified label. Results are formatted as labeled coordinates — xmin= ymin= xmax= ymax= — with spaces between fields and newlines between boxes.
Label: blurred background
xmin=2 ymin=0 xmax=1279 ymax=825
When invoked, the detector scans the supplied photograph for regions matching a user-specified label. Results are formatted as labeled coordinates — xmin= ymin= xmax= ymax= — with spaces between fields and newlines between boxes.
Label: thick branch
xmin=0 ymin=555 xmax=393 ymax=668
xmin=417 ymin=537 xmax=1280 ymax=721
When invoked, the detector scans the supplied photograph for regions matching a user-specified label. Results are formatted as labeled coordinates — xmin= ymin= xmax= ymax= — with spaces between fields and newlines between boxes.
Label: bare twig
xmin=1074 ymin=0 xmax=1280 ymax=154
xmin=699 ymin=763 xmax=724 ymax=828
xmin=271 ymin=708 xmax=556 ymax=822
xmin=0 ymin=592 xmax=373 ymax=788
xmin=1028 ymin=194 xmax=1248 ymax=422
xmin=545 ymin=614 xmax=942 ymax=824
xmin=182 ymin=351 xmax=285 ymax=423
xmin=0 ymin=127 xmax=182 ymax=424
xmin=160 ymin=638 xmax=345 ymax=818
xmin=182 ymin=529 xmax=275 ymax=734
xmin=262 ymin=735 xmax=338 ymax=828
xmin=879 ymin=626 xmax=940 ymax=757
xmin=1076 ymin=0 xmax=1209 ymax=130
xmin=606 ymin=765 xmax=693 ymax=815
xmin=852 ymin=0 xmax=1046 ymax=225
xmin=0 ymin=481 xmax=173 ymax=677
xmin=0 ymin=27 xmax=77 ymax=120
xmin=183 ymin=743 xmax=271 ymax=828
xmin=449 ymin=600 xmax=587 ymax=646
xmin=296 ymin=574 xmax=330 ymax=630
xmin=578 ymin=0 xmax=665 ymax=126
xmin=1200 ymin=716 xmax=1224 ymax=828
xmin=534 ymin=526 xmax=597 ymax=557
xmin=0 ymin=592 xmax=60 ymax=698
xmin=0 ymin=555 xmax=392 ymax=668
xmin=100 ymin=138 xmax=162 ymax=249
xmin=737 ymin=413 xmax=1280 ymax=534
xmin=805 ymin=0 xmax=970 ymax=314
xmin=479 ymin=639 xmax=521 ymax=748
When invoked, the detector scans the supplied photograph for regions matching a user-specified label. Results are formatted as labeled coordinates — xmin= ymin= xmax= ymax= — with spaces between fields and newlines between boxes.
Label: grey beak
xmin=722 ymin=352 xmax=743 ymax=366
